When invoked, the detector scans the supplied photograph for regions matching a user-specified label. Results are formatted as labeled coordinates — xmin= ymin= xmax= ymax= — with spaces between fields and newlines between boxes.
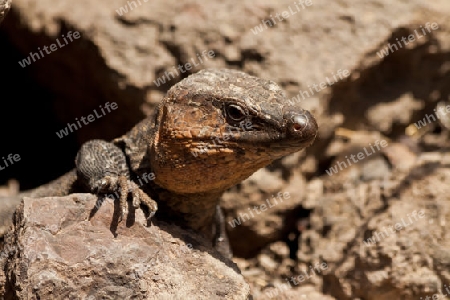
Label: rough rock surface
xmin=0 ymin=181 xmax=19 ymax=238
xmin=0 ymin=194 xmax=250 ymax=299
xmin=321 ymin=152 xmax=450 ymax=300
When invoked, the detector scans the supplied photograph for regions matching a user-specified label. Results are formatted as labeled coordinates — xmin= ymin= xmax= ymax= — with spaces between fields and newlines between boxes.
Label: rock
xmin=0 ymin=181 xmax=20 ymax=236
xmin=317 ymin=153 xmax=450 ymax=299
xmin=258 ymin=286 xmax=336 ymax=300
xmin=366 ymin=93 xmax=424 ymax=134
xmin=0 ymin=180 xmax=19 ymax=198
xmin=381 ymin=141 xmax=417 ymax=171
xmin=0 ymin=194 xmax=250 ymax=299
xmin=0 ymin=0 xmax=11 ymax=23
xmin=0 ymin=198 xmax=20 ymax=239
xmin=222 ymin=171 xmax=306 ymax=257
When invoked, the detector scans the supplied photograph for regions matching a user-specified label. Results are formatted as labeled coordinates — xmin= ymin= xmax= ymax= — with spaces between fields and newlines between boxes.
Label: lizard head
xmin=151 ymin=69 xmax=318 ymax=194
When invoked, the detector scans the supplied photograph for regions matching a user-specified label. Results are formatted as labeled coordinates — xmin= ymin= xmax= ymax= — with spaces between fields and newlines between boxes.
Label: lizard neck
xmin=154 ymin=189 xmax=222 ymax=237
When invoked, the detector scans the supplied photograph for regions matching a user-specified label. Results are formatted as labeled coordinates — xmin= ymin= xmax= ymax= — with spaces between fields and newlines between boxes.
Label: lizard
xmin=0 ymin=68 xmax=318 ymax=257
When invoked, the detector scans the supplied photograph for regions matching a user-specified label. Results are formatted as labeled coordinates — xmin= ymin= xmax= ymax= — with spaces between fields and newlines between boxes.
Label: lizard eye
xmin=226 ymin=104 xmax=246 ymax=122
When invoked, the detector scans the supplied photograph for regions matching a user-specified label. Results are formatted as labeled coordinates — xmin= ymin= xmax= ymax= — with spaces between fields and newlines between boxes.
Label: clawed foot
xmin=87 ymin=175 xmax=158 ymax=225
xmin=76 ymin=139 xmax=158 ymax=224
xmin=115 ymin=177 xmax=158 ymax=222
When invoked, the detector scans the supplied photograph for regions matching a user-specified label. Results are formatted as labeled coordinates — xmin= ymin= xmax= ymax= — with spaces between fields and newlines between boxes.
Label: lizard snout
xmin=285 ymin=110 xmax=318 ymax=143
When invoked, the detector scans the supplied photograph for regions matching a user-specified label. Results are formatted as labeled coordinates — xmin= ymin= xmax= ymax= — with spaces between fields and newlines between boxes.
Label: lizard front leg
xmin=75 ymin=139 xmax=158 ymax=221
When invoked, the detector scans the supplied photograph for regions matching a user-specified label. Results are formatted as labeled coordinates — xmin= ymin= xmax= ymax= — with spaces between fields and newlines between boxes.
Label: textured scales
xmin=76 ymin=139 xmax=130 ymax=190
xmin=6 ymin=69 xmax=318 ymax=256
xmin=114 ymin=69 xmax=318 ymax=245
xmin=75 ymin=140 xmax=157 ymax=220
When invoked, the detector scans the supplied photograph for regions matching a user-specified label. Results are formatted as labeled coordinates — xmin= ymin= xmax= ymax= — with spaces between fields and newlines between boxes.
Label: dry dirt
xmin=1 ymin=0 xmax=450 ymax=299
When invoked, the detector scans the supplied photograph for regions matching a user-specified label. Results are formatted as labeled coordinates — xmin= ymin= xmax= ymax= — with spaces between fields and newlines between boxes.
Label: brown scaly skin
xmin=0 ymin=69 xmax=318 ymax=255
xmin=118 ymin=69 xmax=318 ymax=235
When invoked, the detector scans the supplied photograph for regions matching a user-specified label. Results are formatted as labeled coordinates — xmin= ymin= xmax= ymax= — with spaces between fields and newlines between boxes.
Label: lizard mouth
xmin=224 ymin=109 xmax=318 ymax=151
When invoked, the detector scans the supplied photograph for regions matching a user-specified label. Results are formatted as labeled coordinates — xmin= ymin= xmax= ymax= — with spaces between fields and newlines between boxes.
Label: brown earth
xmin=1 ymin=0 xmax=450 ymax=299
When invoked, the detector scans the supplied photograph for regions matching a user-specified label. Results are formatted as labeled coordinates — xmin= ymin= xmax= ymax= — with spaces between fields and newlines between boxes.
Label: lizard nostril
xmin=292 ymin=114 xmax=308 ymax=131
xmin=284 ymin=110 xmax=318 ymax=142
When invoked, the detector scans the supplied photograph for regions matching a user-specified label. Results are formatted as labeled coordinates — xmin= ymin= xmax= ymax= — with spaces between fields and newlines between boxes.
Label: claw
xmin=132 ymin=196 xmax=140 ymax=208
xmin=91 ymin=174 xmax=158 ymax=225
xmin=147 ymin=211 xmax=156 ymax=221
xmin=118 ymin=207 xmax=125 ymax=223
xmin=128 ymin=181 xmax=158 ymax=218
xmin=117 ymin=175 xmax=129 ymax=223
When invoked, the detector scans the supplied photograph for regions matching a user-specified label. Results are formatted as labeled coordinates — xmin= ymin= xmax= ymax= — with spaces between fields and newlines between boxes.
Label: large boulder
xmin=0 ymin=194 xmax=250 ymax=299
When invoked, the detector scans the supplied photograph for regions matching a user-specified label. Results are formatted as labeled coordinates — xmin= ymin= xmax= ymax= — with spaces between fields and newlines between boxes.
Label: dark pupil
xmin=228 ymin=105 xmax=244 ymax=120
